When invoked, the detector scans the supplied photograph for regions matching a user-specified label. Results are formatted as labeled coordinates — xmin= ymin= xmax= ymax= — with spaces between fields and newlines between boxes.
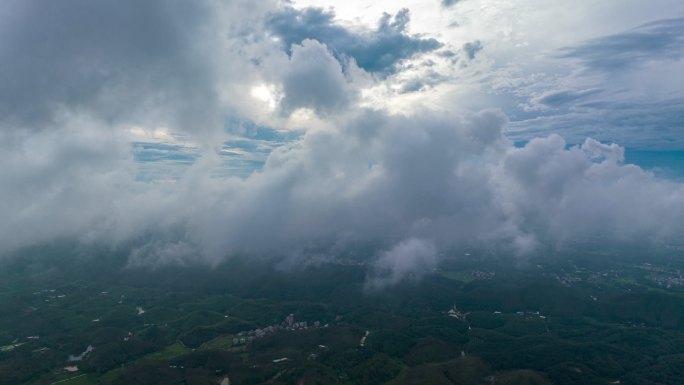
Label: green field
xmin=439 ymin=270 xmax=476 ymax=283
xmin=0 ymin=342 xmax=23 ymax=352
xmin=143 ymin=342 xmax=192 ymax=361
xmin=52 ymin=374 xmax=98 ymax=385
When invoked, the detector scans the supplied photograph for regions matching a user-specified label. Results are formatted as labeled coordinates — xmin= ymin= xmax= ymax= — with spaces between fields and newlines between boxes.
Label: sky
xmin=1 ymin=0 xmax=683 ymax=285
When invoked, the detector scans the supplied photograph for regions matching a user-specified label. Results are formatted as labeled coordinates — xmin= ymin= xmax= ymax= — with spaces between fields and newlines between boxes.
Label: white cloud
xmin=1 ymin=0 xmax=683 ymax=290
xmin=279 ymin=39 xmax=357 ymax=115
xmin=366 ymin=238 xmax=438 ymax=290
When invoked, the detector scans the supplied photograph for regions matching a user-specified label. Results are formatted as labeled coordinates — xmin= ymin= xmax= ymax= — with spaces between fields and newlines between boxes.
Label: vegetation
xmin=1 ymin=242 xmax=684 ymax=384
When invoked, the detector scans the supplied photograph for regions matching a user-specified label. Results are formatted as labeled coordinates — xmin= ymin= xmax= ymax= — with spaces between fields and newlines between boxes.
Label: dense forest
xmin=2 ymin=242 xmax=684 ymax=384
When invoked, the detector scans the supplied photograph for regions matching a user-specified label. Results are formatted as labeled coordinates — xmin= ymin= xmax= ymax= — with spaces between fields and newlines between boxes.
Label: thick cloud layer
xmin=0 ymin=0 xmax=225 ymax=134
xmin=280 ymin=40 xmax=357 ymax=115
xmin=1 ymin=0 xmax=684 ymax=288
xmin=184 ymin=110 xmax=684 ymax=261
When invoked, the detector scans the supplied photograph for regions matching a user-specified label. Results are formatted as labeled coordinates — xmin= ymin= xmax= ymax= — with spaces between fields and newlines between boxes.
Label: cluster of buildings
xmin=515 ymin=310 xmax=546 ymax=319
xmin=231 ymin=314 xmax=324 ymax=346
xmin=586 ymin=271 xmax=620 ymax=282
xmin=283 ymin=313 xmax=311 ymax=331
xmin=636 ymin=263 xmax=684 ymax=288
xmin=552 ymin=273 xmax=583 ymax=287
xmin=31 ymin=288 xmax=67 ymax=304
xmin=647 ymin=273 xmax=684 ymax=288
xmin=359 ymin=330 xmax=370 ymax=347
xmin=447 ymin=306 xmax=468 ymax=321
xmin=232 ymin=327 xmax=272 ymax=346
xmin=471 ymin=270 xmax=496 ymax=280
xmin=637 ymin=263 xmax=673 ymax=273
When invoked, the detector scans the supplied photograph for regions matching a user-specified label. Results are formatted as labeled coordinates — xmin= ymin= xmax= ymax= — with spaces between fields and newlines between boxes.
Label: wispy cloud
xmin=560 ymin=17 xmax=684 ymax=71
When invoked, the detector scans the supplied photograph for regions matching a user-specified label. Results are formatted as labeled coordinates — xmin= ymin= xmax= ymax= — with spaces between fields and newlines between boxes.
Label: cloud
xmin=3 ymin=107 xmax=684 ymax=287
xmin=560 ymin=17 xmax=684 ymax=71
xmin=441 ymin=0 xmax=462 ymax=8
xmin=267 ymin=7 xmax=442 ymax=75
xmin=0 ymin=115 xmax=163 ymax=252
xmin=500 ymin=16 xmax=684 ymax=150
xmin=0 ymin=0 xmax=220 ymax=134
xmin=0 ymin=0 xmax=276 ymax=250
xmin=279 ymin=40 xmax=358 ymax=115
xmin=399 ymin=79 xmax=427 ymax=94
xmin=366 ymin=238 xmax=438 ymax=290
xmin=502 ymin=135 xmax=684 ymax=243
xmin=462 ymin=40 xmax=483 ymax=60
xmin=509 ymin=97 xmax=684 ymax=150
xmin=535 ymin=89 xmax=603 ymax=108
xmin=183 ymin=109 xmax=684 ymax=269
xmin=0 ymin=0 xmax=288 ymax=143
xmin=186 ymin=109 xmax=512 ymax=260
xmin=1 ymin=0 xmax=684 ymax=291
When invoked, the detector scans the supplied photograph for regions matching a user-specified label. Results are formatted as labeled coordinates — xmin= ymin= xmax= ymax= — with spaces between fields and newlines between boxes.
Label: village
xmin=229 ymin=313 xmax=326 ymax=347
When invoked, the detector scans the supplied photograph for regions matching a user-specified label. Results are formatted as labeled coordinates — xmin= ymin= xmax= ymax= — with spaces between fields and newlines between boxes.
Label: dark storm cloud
xmin=560 ymin=17 xmax=684 ymax=71
xmin=0 ymin=0 xmax=222 ymax=132
xmin=267 ymin=7 xmax=442 ymax=75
